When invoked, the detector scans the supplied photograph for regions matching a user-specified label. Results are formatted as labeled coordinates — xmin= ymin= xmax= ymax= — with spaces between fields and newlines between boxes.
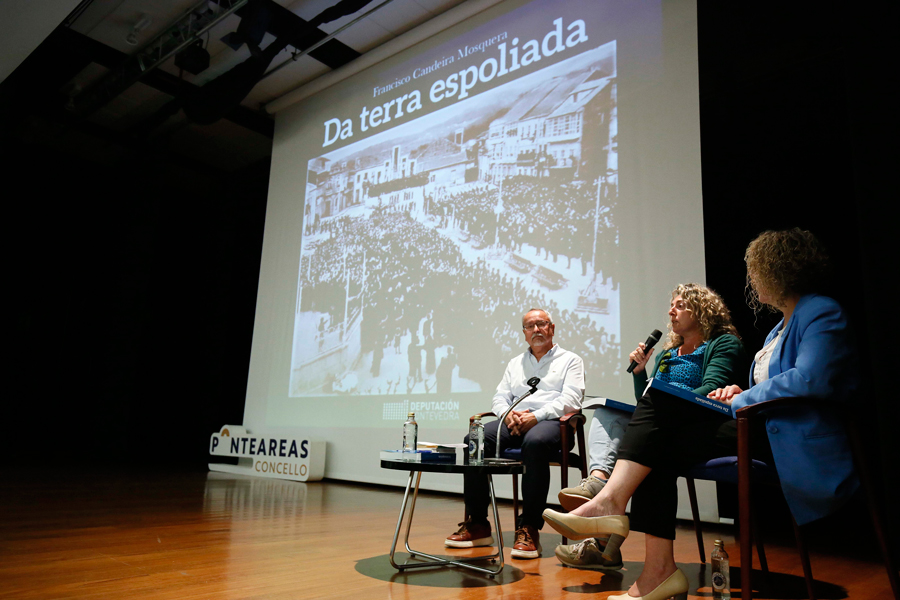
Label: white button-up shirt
xmin=491 ymin=344 xmax=585 ymax=421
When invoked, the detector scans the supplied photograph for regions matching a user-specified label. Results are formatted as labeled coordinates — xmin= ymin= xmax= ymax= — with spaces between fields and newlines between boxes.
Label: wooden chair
xmin=468 ymin=410 xmax=588 ymax=544
xmin=684 ymin=397 xmax=899 ymax=600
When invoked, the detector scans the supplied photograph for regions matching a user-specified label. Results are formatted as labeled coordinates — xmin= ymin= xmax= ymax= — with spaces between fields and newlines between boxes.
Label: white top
xmin=491 ymin=344 xmax=585 ymax=421
xmin=753 ymin=328 xmax=785 ymax=385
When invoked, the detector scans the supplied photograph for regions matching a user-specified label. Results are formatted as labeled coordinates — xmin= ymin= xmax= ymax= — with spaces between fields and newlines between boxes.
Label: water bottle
xmin=402 ymin=412 xmax=418 ymax=454
xmin=468 ymin=416 xmax=484 ymax=464
xmin=711 ymin=539 xmax=731 ymax=599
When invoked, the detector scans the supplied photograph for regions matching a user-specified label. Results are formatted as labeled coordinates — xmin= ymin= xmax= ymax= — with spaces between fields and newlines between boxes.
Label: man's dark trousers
xmin=463 ymin=418 xmax=572 ymax=528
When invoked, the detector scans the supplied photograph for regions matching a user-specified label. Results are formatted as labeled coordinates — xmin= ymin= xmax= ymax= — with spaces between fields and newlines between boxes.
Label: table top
xmin=380 ymin=458 xmax=525 ymax=475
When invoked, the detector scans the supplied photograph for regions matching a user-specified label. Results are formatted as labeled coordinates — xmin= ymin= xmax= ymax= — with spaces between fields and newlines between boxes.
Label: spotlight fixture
xmin=125 ymin=14 xmax=152 ymax=46
xmin=175 ymin=39 xmax=211 ymax=75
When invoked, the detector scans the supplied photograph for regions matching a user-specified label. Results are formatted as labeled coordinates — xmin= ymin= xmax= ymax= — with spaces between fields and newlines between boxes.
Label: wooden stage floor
xmin=0 ymin=468 xmax=893 ymax=599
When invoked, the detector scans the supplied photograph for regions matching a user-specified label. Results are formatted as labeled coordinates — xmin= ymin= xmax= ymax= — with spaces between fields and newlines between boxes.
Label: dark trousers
xmin=464 ymin=418 xmax=571 ymax=529
xmin=617 ymin=389 xmax=773 ymax=540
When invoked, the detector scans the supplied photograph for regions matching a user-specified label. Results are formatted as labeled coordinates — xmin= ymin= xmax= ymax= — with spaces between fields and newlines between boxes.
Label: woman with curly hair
xmin=555 ymin=284 xmax=747 ymax=571
xmin=709 ymin=228 xmax=858 ymax=524
xmin=544 ymin=229 xmax=859 ymax=600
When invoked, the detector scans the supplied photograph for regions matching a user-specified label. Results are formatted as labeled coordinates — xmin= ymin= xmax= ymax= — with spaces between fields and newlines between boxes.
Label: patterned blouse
xmin=655 ymin=341 xmax=709 ymax=391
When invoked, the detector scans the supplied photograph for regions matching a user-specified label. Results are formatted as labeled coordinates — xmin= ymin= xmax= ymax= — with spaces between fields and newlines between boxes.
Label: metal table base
xmin=388 ymin=470 xmax=507 ymax=577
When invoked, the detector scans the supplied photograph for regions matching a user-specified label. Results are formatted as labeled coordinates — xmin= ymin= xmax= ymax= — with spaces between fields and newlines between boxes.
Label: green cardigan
xmin=632 ymin=333 xmax=748 ymax=401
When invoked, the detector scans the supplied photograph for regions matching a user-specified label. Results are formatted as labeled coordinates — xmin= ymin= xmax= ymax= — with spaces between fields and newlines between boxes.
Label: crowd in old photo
xmin=298 ymin=190 xmax=619 ymax=394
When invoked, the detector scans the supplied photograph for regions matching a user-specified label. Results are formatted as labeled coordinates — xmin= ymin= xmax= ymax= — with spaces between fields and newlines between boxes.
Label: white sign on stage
xmin=208 ymin=425 xmax=325 ymax=482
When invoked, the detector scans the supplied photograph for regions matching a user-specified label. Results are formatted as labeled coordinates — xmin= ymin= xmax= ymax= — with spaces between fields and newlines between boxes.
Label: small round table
xmin=380 ymin=458 xmax=525 ymax=577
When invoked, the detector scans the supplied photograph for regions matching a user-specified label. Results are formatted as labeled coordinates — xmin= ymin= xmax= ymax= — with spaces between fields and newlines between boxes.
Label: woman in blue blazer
xmin=542 ymin=229 xmax=858 ymax=600
xmin=711 ymin=229 xmax=859 ymax=524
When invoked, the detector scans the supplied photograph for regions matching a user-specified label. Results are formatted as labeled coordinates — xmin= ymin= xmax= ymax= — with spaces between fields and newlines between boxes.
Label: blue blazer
xmin=730 ymin=294 xmax=859 ymax=525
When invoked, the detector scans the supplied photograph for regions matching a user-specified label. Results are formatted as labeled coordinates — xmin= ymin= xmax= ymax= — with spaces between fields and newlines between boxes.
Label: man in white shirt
xmin=444 ymin=308 xmax=585 ymax=559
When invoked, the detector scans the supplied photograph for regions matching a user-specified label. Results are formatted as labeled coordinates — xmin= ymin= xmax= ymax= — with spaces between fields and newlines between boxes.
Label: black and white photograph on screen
xmin=290 ymin=41 xmax=620 ymax=398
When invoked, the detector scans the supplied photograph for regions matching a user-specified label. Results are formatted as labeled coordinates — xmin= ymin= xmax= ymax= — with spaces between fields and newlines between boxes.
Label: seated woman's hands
xmin=629 ymin=343 xmax=655 ymax=374
xmin=708 ymin=385 xmax=744 ymax=404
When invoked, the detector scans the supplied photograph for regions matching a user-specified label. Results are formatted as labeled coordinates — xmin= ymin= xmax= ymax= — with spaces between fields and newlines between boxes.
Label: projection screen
xmin=244 ymin=0 xmax=705 ymax=494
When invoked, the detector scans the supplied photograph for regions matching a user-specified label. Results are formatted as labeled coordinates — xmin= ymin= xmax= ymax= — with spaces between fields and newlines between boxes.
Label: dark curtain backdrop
xmin=696 ymin=2 xmax=896 ymax=554
xmin=7 ymin=147 xmax=267 ymax=469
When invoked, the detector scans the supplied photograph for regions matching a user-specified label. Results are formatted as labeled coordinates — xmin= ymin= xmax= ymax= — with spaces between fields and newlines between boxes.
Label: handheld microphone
xmin=626 ymin=329 xmax=662 ymax=373
xmin=491 ymin=377 xmax=541 ymax=461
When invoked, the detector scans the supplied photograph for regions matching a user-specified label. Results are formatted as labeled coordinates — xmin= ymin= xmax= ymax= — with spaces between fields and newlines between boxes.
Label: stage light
xmin=175 ymin=40 xmax=211 ymax=75
xmin=221 ymin=0 xmax=272 ymax=52
xmin=125 ymin=14 xmax=152 ymax=46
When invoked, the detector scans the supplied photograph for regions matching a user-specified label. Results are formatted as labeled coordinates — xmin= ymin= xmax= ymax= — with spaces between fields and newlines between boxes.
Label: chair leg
xmin=560 ymin=452 xmax=569 ymax=545
xmin=512 ymin=474 xmax=519 ymax=522
xmin=560 ymin=422 xmax=571 ymax=492
xmin=560 ymin=460 xmax=568 ymax=546
xmin=791 ymin=516 xmax=816 ymax=600
xmin=860 ymin=489 xmax=900 ymax=600
xmin=577 ymin=422 xmax=588 ymax=478
xmin=749 ymin=501 xmax=768 ymax=596
xmin=738 ymin=416 xmax=753 ymax=600
xmin=559 ymin=425 xmax=569 ymax=546
xmin=686 ymin=478 xmax=706 ymax=563
xmin=847 ymin=422 xmax=900 ymax=599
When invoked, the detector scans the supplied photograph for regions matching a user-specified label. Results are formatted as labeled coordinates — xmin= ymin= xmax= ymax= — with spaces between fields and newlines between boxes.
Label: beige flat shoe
xmin=608 ymin=568 xmax=689 ymax=600
xmin=542 ymin=510 xmax=629 ymax=560
xmin=541 ymin=509 xmax=629 ymax=540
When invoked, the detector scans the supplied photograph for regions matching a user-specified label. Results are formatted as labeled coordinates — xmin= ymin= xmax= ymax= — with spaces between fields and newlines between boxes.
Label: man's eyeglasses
xmin=523 ymin=320 xmax=551 ymax=331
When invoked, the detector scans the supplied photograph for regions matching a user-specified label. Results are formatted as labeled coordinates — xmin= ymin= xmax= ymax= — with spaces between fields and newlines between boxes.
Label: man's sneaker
xmin=444 ymin=518 xmax=493 ymax=548
xmin=510 ymin=524 xmax=542 ymax=559
xmin=554 ymin=537 xmax=623 ymax=570
xmin=558 ymin=475 xmax=607 ymax=511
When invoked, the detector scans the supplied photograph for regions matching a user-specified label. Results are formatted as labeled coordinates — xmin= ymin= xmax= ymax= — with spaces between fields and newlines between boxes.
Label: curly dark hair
xmin=744 ymin=228 xmax=830 ymax=313
xmin=664 ymin=283 xmax=740 ymax=349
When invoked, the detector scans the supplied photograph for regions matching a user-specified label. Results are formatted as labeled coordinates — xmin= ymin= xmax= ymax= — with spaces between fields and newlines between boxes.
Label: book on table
xmin=381 ymin=442 xmax=465 ymax=463
xmin=380 ymin=449 xmax=458 ymax=463
xmin=417 ymin=441 xmax=466 ymax=454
